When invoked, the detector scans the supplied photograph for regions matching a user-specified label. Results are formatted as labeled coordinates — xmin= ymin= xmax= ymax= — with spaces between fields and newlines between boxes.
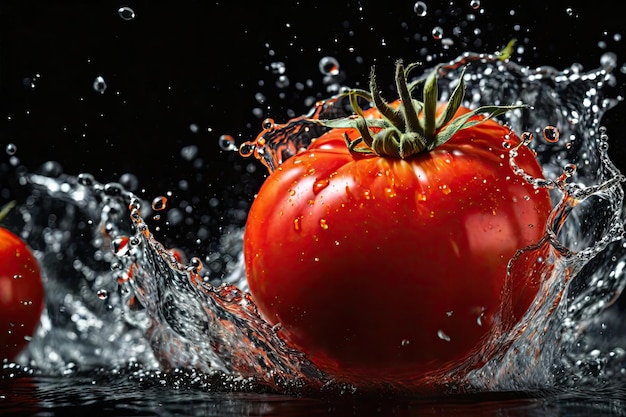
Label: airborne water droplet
xmin=97 ymin=289 xmax=109 ymax=300
xmin=431 ymin=26 xmax=444 ymax=40
xmin=151 ymin=196 xmax=167 ymax=211
xmin=543 ymin=125 xmax=560 ymax=143
xmin=118 ymin=6 xmax=136 ymax=21
xmin=218 ymin=134 xmax=237 ymax=152
xmin=5 ymin=143 xmax=16 ymax=155
xmin=318 ymin=56 xmax=340 ymax=76
xmin=413 ymin=1 xmax=427 ymax=17
xmin=93 ymin=76 xmax=107 ymax=94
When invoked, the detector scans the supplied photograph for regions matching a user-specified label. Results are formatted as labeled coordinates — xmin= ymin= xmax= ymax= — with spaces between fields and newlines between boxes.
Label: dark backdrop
xmin=1 ymin=1 xmax=625 ymax=252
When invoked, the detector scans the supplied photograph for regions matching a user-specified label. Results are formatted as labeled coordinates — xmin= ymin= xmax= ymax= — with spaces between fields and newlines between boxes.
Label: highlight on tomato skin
xmin=242 ymin=61 xmax=553 ymax=389
xmin=0 ymin=224 xmax=45 ymax=362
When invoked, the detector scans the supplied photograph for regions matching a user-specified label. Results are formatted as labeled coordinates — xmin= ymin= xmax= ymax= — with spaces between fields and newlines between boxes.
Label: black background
xmin=1 ymin=0 xmax=625 ymax=254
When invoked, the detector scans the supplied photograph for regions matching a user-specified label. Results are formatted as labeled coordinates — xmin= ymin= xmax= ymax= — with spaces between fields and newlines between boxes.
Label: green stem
xmin=0 ymin=200 xmax=16 ymax=223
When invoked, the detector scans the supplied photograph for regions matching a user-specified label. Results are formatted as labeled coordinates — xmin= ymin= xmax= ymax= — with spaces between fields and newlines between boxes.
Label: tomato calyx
xmin=322 ymin=60 xmax=527 ymax=159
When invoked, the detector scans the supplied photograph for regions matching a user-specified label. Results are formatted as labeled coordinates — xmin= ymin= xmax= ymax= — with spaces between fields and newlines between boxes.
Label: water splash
xmin=3 ymin=51 xmax=626 ymax=396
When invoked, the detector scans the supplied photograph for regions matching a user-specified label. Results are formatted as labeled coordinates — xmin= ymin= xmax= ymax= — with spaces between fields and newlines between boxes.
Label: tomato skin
xmin=0 ymin=227 xmax=45 ymax=361
xmin=244 ymin=104 xmax=552 ymax=386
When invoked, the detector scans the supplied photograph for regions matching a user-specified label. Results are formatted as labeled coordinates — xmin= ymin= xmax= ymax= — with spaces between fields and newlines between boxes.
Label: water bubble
xmin=318 ymin=56 xmax=340 ymax=76
xmin=117 ymin=6 xmax=136 ymax=21
xmin=93 ymin=76 xmax=107 ymax=94
xmin=431 ymin=26 xmax=444 ymax=40
xmin=151 ymin=196 xmax=168 ymax=211
xmin=119 ymin=173 xmax=139 ymax=192
xmin=543 ymin=126 xmax=560 ymax=143
xmin=5 ymin=143 xmax=16 ymax=155
xmin=413 ymin=1 xmax=427 ymax=17
xmin=218 ymin=134 xmax=237 ymax=152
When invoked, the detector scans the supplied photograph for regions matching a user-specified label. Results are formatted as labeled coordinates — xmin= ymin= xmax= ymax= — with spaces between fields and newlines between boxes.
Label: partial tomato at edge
xmin=0 ymin=226 xmax=45 ymax=361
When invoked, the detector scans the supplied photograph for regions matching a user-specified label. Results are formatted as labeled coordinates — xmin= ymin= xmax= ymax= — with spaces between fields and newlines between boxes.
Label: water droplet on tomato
xmin=477 ymin=310 xmax=485 ymax=326
xmin=521 ymin=132 xmax=533 ymax=145
xmin=413 ymin=1 xmax=427 ymax=17
xmin=319 ymin=219 xmax=329 ymax=230
xmin=312 ymin=179 xmax=329 ymax=194
xmin=218 ymin=134 xmax=237 ymax=152
xmin=151 ymin=196 xmax=167 ymax=211
xmin=117 ymin=6 xmax=136 ymax=21
xmin=384 ymin=187 xmax=397 ymax=198
xmin=543 ymin=126 xmax=560 ymax=143
xmin=401 ymin=339 xmax=410 ymax=347
xmin=437 ymin=329 xmax=451 ymax=342
xmin=293 ymin=217 xmax=302 ymax=231
xmin=13 ymin=274 xmax=23 ymax=280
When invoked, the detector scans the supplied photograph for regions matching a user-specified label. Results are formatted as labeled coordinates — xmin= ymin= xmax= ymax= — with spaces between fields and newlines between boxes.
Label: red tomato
xmin=243 ymin=63 xmax=552 ymax=387
xmin=0 ymin=226 xmax=45 ymax=361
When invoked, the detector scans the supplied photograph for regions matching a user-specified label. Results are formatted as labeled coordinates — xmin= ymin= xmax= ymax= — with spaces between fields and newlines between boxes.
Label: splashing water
xmin=3 ymin=51 xmax=626 ymax=397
